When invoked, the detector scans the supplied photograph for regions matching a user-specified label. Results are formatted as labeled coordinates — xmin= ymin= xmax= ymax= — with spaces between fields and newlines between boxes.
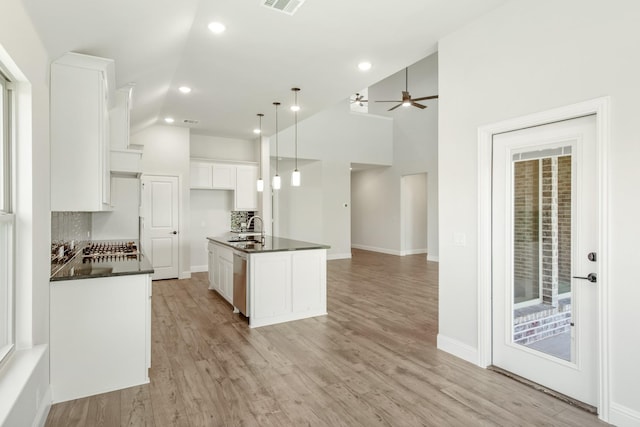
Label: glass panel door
xmin=512 ymin=149 xmax=573 ymax=362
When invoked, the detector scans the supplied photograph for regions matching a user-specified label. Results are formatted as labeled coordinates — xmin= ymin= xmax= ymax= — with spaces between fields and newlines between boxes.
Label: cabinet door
xmin=51 ymin=63 xmax=110 ymax=211
xmin=212 ymin=164 xmax=236 ymax=189
xmin=207 ymin=244 xmax=218 ymax=290
xmin=190 ymin=162 xmax=213 ymax=189
xmin=222 ymin=258 xmax=234 ymax=303
xmin=110 ymin=88 xmax=131 ymax=150
xmin=235 ymin=165 xmax=258 ymax=211
xmin=251 ymin=252 xmax=292 ymax=319
xmin=291 ymin=251 xmax=326 ymax=313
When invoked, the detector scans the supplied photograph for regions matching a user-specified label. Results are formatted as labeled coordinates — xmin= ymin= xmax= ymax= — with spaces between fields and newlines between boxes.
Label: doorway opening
xmin=400 ymin=173 xmax=428 ymax=256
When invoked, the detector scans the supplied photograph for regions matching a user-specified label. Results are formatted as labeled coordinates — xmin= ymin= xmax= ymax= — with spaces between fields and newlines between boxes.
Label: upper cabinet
xmin=51 ymin=52 xmax=115 ymax=211
xmin=235 ymin=165 xmax=258 ymax=211
xmin=211 ymin=164 xmax=236 ymax=190
xmin=110 ymin=86 xmax=142 ymax=176
xmin=190 ymin=160 xmax=258 ymax=211
xmin=109 ymin=87 xmax=131 ymax=150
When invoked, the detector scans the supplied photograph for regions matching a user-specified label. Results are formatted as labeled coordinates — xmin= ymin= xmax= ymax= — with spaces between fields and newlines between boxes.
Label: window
xmin=0 ymin=69 xmax=14 ymax=364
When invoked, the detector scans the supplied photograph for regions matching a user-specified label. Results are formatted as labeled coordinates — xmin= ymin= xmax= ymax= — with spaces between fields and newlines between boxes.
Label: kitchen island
xmin=207 ymin=234 xmax=329 ymax=328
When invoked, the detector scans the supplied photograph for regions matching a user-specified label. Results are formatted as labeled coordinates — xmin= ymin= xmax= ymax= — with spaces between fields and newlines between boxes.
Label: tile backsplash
xmin=230 ymin=211 xmax=255 ymax=232
xmin=51 ymin=211 xmax=92 ymax=244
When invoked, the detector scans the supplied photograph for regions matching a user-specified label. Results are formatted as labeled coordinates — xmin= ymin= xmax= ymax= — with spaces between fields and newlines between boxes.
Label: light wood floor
xmin=46 ymin=249 xmax=608 ymax=426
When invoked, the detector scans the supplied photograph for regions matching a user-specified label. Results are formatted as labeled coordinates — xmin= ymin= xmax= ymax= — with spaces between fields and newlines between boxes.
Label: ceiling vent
xmin=262 ymin=0 xmax=306 ymax=15
xmin=183 ymin=119 xmax=199 ymax=125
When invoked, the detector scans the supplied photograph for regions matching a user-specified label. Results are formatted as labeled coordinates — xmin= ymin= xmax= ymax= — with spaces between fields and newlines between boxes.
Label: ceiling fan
xmin=375 ymin=67 xmax=438 ymax=111
xmin=350 ymin=93 xmax=368 ymax=107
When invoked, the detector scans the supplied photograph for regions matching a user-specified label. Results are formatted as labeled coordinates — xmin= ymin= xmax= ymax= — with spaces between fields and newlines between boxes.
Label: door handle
xmin=573 ymin=273 xmax=597 ymax=283
xmin=171 ymin=231 xmax=178 ymax=235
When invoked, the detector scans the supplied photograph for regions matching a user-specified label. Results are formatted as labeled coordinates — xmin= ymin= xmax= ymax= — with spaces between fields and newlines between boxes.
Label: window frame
xmin=0 ymin=69 xmax=15 ymax=365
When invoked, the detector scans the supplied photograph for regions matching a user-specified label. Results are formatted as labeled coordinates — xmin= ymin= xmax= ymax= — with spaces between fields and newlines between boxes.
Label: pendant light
xmin=290 ymin=88 xmax=301 ymax=187
xmin=272 ymin=102 xmax=281 ymax=190
xmin=256 ymin=113 xmax=264 ymax=192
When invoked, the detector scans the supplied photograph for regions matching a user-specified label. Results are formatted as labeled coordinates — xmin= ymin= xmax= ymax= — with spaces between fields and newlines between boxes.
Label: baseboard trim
xmin=427 ymin=254 xmax=439 ymax=262
xmin=609 ymin=402 xmax=640 ymax=426
xmin=34 ymin=386 xmax=51 ymax=427
xmin=437 ymin=334 xmax=479 ymax=366
xmin=190 ymin=265 xmax=208 ymax=273
xmin=351 ymin=244 xmax=401 ymax=256
xmin=400 ymin=248 xmax=428 ymax=256
xmin=327 ymin=252 xmax=352 ymax=260
xmin=179 ymin=271 xmax=192 ymax=280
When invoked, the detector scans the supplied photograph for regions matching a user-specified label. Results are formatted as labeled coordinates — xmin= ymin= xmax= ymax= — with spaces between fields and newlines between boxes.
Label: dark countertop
xmin=50 ymin=253 xmax=154 ymax=282
xmin=208 ymin=233 xmax=330 ymax=253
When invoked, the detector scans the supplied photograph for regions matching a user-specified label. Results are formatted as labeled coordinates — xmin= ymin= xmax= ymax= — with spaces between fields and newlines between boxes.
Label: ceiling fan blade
xmin=411 ymin=102 xmax=427 ymax=109
xmin=412 ymin=95 xmax=439 ymax=102
xmin=388 ymin=103 xmax=403 ymax=111
xmin=376 ymin=100 xmax=402 ymax=103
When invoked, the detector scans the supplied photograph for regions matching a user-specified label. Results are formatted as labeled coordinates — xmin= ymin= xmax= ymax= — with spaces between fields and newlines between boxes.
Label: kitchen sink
xmin=227 ymin=237 xmax=259 ymax=243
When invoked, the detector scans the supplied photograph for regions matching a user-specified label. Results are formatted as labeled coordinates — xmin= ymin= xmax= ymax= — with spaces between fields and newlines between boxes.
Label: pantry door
xmin=141 ymin=175 xmax=180 ymax=280
xmin=492 ymin=115 xmax=598 ymax=407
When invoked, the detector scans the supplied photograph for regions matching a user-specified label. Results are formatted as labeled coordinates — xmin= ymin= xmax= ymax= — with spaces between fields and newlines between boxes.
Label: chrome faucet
xmin=247 ymin=215 xmax=265 ymax=245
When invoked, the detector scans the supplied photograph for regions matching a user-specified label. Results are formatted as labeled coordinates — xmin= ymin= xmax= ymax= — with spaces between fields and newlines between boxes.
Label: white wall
xmin=132 ymin=125 xmax=191 ymax=278
xmin=188 ymin=134 xmax=258 ymax=271
xmin=438 ymin=1 xmax=640 ymax=424
xmin=351 ymin=54 xmax=439 ymax=258
xmin=190 ymin=134 xmax=258 ymax=161
xmin=92 ymin=176 xmax=140 ymax=240
xmin=273 ymin=159 xmax=323 ymax=245
xmin=271 ymin=100 xmax=393 ymax=258
xmin=189 ymin=190 xmax=234 ymax=270
xmin=0 ymin=0 xmax=52 ymax=425
xmin=402 ymin=173 xmax=428 ymax=254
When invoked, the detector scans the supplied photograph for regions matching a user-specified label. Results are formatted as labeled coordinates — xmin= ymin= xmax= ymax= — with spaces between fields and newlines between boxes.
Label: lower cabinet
xmin=208 ymin=241 xmax=233 ymax=305
xmin=218 ymin=256 xmax=234 ymax=303
xmin=50 ymin=274 xmax=151 ymax=403
xmin=207 ymin=241 xmax=218 ymax=291
xmin=249 ymin=249 xmax=327 ymax=328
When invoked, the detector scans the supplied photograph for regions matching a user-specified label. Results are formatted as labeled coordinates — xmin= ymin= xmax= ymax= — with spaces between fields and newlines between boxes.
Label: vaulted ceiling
xmin=21 ymin=0 xmax=508 ymax=138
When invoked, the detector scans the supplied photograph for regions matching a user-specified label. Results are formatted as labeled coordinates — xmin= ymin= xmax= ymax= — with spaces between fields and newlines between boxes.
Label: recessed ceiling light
xmin=164 ymin=117 xmax=175 ymax=124
xmin=253 ymin=128 xmax=261 ymax=134
xmin=179 ymin=86 xmax=191 ymax=94
xmin=290 ymin=105 xmax=300 ymax=112
xmin=358 ymin=61 xmax=372 ymax=71
xmin=208 ymin=22 xmax=226 ymax=34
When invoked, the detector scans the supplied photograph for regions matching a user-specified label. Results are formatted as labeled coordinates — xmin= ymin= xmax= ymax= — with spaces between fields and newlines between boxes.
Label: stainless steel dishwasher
xmin=233 ymin=251 xmax=248 ymax=316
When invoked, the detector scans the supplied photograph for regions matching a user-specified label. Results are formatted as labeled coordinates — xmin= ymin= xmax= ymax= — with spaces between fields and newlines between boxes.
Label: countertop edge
xmin=50 ymin=268 xmax=154 ymax=282
xmin=207 ymin=235 xmax=330 ymax=253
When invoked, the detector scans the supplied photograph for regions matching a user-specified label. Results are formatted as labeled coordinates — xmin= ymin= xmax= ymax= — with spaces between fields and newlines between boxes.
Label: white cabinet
xmin=109 ymin=87 xmax=132 ymax=150
xmin=235 ymin=165 xmax=258 ymax=211
xmin=212 ymin=164 xmax=236 ymax=189
xmin=51 ymin=52 xmax=115 ymax=211
xmin=209 ymin=243 xmax=233 ymax=304
xmin=207 ymin=241 xmax=218 ymax=291
xmin=190 ymin=162 xmax=213 ymax=189
xmin=249 ymin=249 xmax=327 ymax=328
xmin=51 ymin=274 xmax=151 ymax=403
xmin=190 ymin=160 xmax=258 ymax=210
xmin=219 ymin=256 xmax=234 ymax=304
xmin=190 ymin=162 xmax=237 ymax=190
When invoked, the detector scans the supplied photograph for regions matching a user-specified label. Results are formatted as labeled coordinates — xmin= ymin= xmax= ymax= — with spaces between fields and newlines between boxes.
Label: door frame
xmin=476 ymin=97 xmax=611 ymax=420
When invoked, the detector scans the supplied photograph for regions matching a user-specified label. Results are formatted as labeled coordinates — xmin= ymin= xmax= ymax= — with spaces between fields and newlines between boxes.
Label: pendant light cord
xmin=274 ymin=102 xmax=280 ymax=175
xmin=294 ymin=91 xmax=298 ymax=170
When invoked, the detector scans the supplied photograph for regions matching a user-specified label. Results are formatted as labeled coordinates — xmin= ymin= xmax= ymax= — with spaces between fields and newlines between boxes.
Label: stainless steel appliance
xmin=233 ymin=251 xmax=248 ymax=316
xmin=82 ymin=241 xmax=139 ymax=263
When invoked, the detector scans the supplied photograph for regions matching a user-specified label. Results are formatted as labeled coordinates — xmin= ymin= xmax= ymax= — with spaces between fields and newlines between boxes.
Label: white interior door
xmin=141 ymin=175 xmax=179 ymax=280
xmin=492 ymin=115 xmax=598 ymax=407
